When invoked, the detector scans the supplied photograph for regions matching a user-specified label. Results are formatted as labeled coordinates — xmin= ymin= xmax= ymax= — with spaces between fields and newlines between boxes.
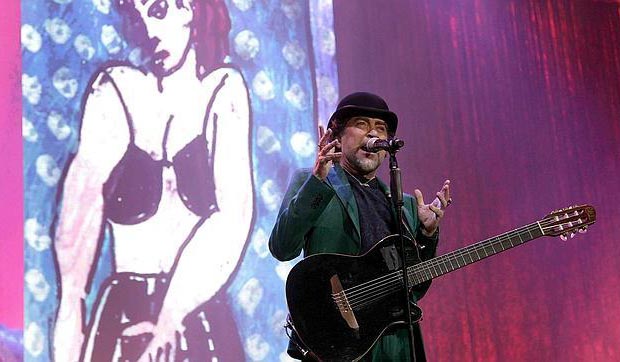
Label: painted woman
xmin=52 ymin=0 xmax=254 ymax=360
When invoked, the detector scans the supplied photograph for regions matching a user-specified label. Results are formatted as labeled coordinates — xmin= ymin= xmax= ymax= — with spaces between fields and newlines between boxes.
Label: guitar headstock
xmin=541 ymin=204 xmax=596 ymax=240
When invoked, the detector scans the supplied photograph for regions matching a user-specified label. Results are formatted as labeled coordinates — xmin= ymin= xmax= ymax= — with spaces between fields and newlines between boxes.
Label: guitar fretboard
xmin=408 ymin=222 xmax=544 ymax=285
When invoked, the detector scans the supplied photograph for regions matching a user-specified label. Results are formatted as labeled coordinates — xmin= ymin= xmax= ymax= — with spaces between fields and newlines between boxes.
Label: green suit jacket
xmin=269 ymin=164 xmax=439 ymax=361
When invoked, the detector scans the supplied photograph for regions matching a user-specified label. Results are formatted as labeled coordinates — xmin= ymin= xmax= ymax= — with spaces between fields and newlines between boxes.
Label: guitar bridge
xmin=330 ymin=274 xmax=359 ymax=330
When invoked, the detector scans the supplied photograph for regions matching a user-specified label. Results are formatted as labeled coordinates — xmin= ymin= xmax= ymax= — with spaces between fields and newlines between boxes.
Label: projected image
xmin=22 ymin=0 xmax=337 ymax=361
xmin=52 ymin=0 xmax=253 ymax=361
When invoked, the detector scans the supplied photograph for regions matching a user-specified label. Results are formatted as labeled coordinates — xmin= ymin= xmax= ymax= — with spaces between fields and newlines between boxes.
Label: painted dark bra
xmin=101 ymin=71 xmax=229 ymax=225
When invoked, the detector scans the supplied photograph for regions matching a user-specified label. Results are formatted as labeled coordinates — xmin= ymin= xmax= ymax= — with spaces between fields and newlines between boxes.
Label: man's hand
xmin=414 ymin=180 xmax=451 ymax=236
xmin=313 ymin=125 xmax=342 ymax=180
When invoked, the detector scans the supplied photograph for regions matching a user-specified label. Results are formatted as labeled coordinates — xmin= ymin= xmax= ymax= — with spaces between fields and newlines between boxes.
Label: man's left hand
xmin=414 ymin=179 xmax=451 ymax=236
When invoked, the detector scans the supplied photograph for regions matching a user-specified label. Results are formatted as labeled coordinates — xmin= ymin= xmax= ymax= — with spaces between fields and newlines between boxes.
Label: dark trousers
xmin=82 ymin=273 xmax=244 ymax=361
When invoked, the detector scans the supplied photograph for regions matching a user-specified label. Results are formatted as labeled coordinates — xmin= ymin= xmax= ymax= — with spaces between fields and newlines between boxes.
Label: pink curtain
xmin=0 ymin=0 xmax=22 ymax=330
xmin=334 ymin=1 xmax=620 ymax=360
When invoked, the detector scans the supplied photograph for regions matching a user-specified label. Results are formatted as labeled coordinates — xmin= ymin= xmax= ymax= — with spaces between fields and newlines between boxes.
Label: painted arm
xmin=163 ymin=69 xmax=253 ymax=317
xmin=52 ymin=71 xmax=129 ymax=362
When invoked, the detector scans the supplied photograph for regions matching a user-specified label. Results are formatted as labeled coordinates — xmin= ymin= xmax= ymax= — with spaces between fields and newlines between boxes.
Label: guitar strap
xmin=284 ymin=315 xmax=320 ymax=361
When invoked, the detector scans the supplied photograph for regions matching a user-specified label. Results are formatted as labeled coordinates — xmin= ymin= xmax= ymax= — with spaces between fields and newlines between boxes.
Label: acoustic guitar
xmin=285 ymin=205 xmax=596 ymax=361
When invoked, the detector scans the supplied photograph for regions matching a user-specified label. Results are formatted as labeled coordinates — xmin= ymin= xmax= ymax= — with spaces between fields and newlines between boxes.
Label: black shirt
xmin=344 ymin=171 xmax=397 ymax=254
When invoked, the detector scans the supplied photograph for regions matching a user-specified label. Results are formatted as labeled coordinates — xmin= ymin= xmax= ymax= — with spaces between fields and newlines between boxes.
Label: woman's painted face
xmin=134 ymin=0 xmax=193 ymax=76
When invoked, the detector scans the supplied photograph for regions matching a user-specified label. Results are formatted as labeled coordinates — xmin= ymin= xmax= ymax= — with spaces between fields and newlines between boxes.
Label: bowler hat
xmin=328 ymin=92 xmax=398 ymax=134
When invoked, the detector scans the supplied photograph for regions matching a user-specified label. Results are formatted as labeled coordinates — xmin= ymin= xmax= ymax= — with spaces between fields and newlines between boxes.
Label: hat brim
xmin=328 ymin=105 xmax=398 ymax=134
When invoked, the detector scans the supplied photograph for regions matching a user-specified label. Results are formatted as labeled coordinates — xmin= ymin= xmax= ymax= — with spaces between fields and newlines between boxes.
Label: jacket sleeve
xmin=269 ymin=169 xmax=336 ymax=261
xmin=416 ymin=227 xmax=439 ymax=262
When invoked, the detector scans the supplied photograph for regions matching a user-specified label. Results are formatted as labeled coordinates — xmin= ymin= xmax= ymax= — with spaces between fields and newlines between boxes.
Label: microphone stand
xmin=388 ymin=147 xmax=418 ymax=362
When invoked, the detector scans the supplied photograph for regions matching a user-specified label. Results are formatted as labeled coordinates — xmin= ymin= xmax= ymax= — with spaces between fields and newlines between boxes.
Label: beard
xmin=345 ymin=150 xmax=384 ymax=175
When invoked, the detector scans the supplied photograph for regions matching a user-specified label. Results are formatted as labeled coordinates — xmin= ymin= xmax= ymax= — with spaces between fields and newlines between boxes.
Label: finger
xmin=319 ymin=139 xmax=340 ymax=155
xmin=414 ymin=189 xmax=424 ymax=206
xmin=328 ymin=153 xmax=342 ymax=164
xmin=318 ymin=153 xmax=342 ymax=166
xmin=318 ymin=124 xmax=325 ymax=140
xmin=323 ymin=152 xmax=342 ymax=160
xmin=165 ymin=342 xmax=171 ymax=362
xmin=318 ymin=127 xmax=332 ymax=149
xmin=436 ymin=192 xmax=448 ymax=208
xmin=443 ymin=179 xmax=451 ymax=201
xmin=121 ymin=321 xmax=155 ymax=337
xmin=319 ymin=153 xmax=342 ymax=162
xmin=175 ymin=331 xmax=183 ymax=352
xmin=429 ymin=204 xmax=444 ymax=219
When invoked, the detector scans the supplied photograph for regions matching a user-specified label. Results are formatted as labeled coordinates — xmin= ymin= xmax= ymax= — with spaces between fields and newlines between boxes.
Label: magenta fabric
xmin=0 ymin=0 xmax=23 ymax=330
xmin=334 ymin=1 xmax=620 ymax=361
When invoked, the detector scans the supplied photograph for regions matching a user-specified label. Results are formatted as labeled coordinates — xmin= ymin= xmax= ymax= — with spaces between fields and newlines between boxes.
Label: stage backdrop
xmin=334 ymin=0 xmax=620 ymax=361
xmin=0 ymin=0 xmax=23 ymax=360
xmin=19 ymin=0 xmax=337 ymax=361
xmin=4 ymin=0 xmax=619 ymax=361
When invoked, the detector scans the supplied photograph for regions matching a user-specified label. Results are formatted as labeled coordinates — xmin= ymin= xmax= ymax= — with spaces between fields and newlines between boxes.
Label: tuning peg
xmin=570 ymin=232 xmax=576 ymax=239
xmin=560 ymin=234 xmax=568 ymax=241
xmin=578 ymin=227 xmax=588 ymax=234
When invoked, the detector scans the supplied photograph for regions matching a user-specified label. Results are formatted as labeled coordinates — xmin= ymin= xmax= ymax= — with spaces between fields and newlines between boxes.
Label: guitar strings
xmin=339 ymin=224 xmax=534 ymax=307
xmin=344 ymin=224 xmax=539 ymax=309
xmin=412 ymin=222 xmax=541 ymax=281
xmin=341 ymin=221 xmax=540 ymax=300
xmin=344 ymin=217 xmax=571 ymax=309
xmin=338 ymin=273 xmax=403 ymax=305
xmin=409 ymin=214 xmax=578 ymax=282
xmin=344 ymin=215 xmax=580 ymax=309
xmin=336 ymin=218 xmax=566 ymax=310
xmin=347 ymin=214 xmax=579 ymax=309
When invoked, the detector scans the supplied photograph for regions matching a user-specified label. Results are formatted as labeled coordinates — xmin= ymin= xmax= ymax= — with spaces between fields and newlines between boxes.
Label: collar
xmin=342 ymin=168 xmax=378 ymax=189
xmin=328 ymin=164 xmax=416 ymax=240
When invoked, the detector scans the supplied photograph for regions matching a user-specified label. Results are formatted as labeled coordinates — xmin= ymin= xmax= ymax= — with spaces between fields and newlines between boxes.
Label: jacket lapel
xmin=401 ymin=205 xmax=416 ymax=236
xmin=378 ymin=178 xmax=416 ymax=236
xmin=326 ymin=165 xmax=361 ymax=241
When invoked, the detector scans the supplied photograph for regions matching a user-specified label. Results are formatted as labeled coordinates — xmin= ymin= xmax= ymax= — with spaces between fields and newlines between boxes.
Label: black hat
xmin=328 ymin=92 xmax=398 ymax=134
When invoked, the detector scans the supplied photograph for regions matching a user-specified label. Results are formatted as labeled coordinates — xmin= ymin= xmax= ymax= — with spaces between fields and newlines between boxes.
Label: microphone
xmin=362 ymin=137 xmax=405 ymax=153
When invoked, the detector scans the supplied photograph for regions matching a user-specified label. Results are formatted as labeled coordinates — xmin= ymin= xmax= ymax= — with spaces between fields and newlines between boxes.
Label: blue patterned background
xmin=21 ymin=0 xmax=337 ymax=360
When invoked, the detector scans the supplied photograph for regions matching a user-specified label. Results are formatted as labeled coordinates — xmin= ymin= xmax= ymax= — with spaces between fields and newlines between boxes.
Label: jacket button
xmin=310 ymin=194 xmax=323 ymax=209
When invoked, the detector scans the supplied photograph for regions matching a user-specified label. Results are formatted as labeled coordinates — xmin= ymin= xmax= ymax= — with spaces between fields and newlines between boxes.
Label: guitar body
xmin=286 ymin=235 xmax=422 ymax=362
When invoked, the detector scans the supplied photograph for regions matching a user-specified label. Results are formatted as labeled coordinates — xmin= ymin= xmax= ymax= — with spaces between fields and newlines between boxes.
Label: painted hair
xmin=115 ymin=0 xmax=231 ymax=78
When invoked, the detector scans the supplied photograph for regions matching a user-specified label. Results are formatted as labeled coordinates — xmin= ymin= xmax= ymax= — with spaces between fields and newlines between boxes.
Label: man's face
xmin=338 ymin=116 xmax=389 ymax=178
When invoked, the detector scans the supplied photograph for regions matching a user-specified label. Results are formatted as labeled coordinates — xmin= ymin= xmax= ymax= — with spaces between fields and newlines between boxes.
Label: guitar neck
xmin=409 ymin=221 xmax=545 ymax=285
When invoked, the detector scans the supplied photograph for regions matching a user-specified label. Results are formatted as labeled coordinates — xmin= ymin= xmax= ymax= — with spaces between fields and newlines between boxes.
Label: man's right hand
xmin=313 ymin=125 xmax=342 ymax=180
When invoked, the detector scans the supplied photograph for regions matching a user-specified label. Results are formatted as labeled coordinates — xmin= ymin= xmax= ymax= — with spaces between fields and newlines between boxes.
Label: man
xmin=269 ymin=92 xmax=451 ymax=361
